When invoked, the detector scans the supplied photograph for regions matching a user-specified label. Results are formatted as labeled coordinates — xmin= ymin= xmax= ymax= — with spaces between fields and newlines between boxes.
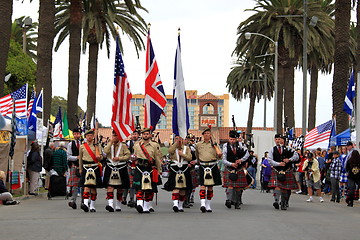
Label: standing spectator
xmin=51 ymin=142 xmax=68 ymax=176
xmin=340 ymin=146 xmax=349 ymax=199
xmin=303 ymin=152 xmax=324 ymax=203
xmin=27 ymin=142 xmax=42 ymax=195
xmin=261 ymin=152 xmax=271 ymax=193
xmin=295 ymin=149 xmax=306 ymax=194
xmin=0 ymin=170 xmax=19 ymax=205
xmin=247 ymin=150 xmax=258 ymax=189
xmin=346 ymin=150 xmax=360 ymax=207
xmin=329 ymin=151 xmax=341 ymax=203
xmin=323 ymin=146 xmax=336 ymax=195
xmin=43 ymin=142 xmax=55 ymax=190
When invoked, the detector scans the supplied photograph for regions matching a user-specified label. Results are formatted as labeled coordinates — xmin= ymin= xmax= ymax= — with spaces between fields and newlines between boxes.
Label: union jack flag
xmin=0 ymin=84 xmax=28 ymax=118
xmin=111 ymin=37 xmax=134 ymax=141
xmin=144 ymin=30 xmax=166 ymax=129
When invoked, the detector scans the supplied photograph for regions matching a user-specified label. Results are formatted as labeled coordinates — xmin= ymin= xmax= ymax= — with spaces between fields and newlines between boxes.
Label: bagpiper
xmin=268 ymin=134 xmax=299 ymax=210
xmin=103 ymin=130 xmax=131 ymax=212
xmin=195 ymin=127 xmax=222 ymax=213
xmin=222 ymin=130 xmax=250 ymax=209
xmin=67 ymin=128 xmax=82 ymax=210
xmin=79 ymin=129 xmax=103 ymax=212
xmin=132 ymin=128 xmax=162 ymax=213
xmin=164 ymin=135 xmax=193 ymax=212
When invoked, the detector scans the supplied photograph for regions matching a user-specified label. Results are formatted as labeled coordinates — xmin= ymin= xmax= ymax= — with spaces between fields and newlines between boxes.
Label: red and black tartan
xmin=190 ymin=168 xmax=199 ymax=188
xmin=127 ymin=166 xmax=134 ymax=186
xmin=223 ymin=169 xmax=248 ymax=189
xmin=67 ymin=166 xmax=80 ymax=187
xmin=268 ymin=169 xmax=297 ymax=190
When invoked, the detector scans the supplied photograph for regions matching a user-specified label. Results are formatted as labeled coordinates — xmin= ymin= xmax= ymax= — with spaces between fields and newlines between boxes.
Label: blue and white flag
xmin=343 ymin=71 xmax=355 ymax=115
xmin=172 ymin=33 xmax=189 ymax=138
xmin=28 ymin=90 xmax=43 ymax=132
xmin=35 ymin=90 xmax=43 ymax=113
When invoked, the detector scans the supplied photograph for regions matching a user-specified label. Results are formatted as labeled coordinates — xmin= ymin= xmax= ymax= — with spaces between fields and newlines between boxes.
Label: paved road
xmin=1 ymin=186 xmax=359 ymax=240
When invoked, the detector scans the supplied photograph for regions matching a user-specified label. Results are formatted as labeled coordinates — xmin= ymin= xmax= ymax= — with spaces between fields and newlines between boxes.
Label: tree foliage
xmin=51 ymin=96 xmax=85 ymax=118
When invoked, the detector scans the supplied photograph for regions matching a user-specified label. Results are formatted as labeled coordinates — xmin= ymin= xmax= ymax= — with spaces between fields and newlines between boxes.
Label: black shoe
xmin=330 ymin=199 xmax=335 ymax=202
xmin=206 ymin=209 xmax=212 ymax=213
xmin=234 ymin=202 xmax=241 ymax=209
xmin=149 ymin=208 xmax=154 ymax=212
xmin=173 ymin=206 xmax=179 ymax=212
xmin=68 ymin=201 xmax=77 ymax=209
xmin=105 ymin=205 xmax=114 ymax=212
xmin=4 ymin=200 xmax=19 ymax=205
xmin=116 ymin=208 xmax=122 ymax=212
xmin=225 ymin=200 xmax=232 ymax=209
xmin=90 ymin=208 xmax=96 ymax=212
xmin=273 ymin=201 xmax=279 ymax=210
xmin=81 ymin=203 xmax=89 ymax=212
xmin=347 ymin=201 xmax=354 ymax=207
xmin=200 ymin=206 xmax=206 ymax=213
xmin=179 ymin=209 xmax=184 ymax=212
xmin=136 ymin=205 xmax=143 ymax=213
xmin=28 ymin=192 xmax=38 ymax=196
xmin=280 ymin=202 xmax=287 ymax=210
xmin=336 ymin=199 xmax=340 ymax=203
xmin=121 ymin=200 xmax=127 ymax=205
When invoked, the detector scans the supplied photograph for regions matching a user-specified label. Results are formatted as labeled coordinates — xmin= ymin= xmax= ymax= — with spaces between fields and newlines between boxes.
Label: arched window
xmin=203 ymin=103 xmax=214 ymax=114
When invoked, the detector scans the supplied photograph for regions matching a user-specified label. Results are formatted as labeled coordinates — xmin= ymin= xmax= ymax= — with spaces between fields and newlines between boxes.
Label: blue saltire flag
xmin=172 ymin=33 xmax=190 ymax=138
xmin=16 ymin=117 xmax=28 ymax=136
xmin=28 ymin=90 xmax=43 ymax=132
xmin=343 ymin=71 xmax=355 ymax=115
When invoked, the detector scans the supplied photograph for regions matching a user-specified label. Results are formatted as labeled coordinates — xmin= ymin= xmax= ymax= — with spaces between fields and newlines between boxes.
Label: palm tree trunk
xmin=36 ymin=0 xmax=55 ymax=124
xmin=86 ymin=43 xmax=99 ymax=126
xmin=283 ymin=64 xmax=295 ymax=129
xmin=356 ymin=0 xmax=360 ymax=74
xmin=246 ymin=92 xmax=256 ymax=134
xmin=308 ymin=66 xmax=318 ymax=130
xmin=0 ymin=1 xmax=12 ymax=96
xmin=67 ymin=0 xmax=83 ymax=130
xmin=333 ymin=0 xmax=351 ymax=134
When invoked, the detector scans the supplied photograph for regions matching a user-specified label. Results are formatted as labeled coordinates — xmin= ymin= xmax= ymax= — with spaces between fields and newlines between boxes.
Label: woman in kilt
xmin=103 ymin=130 xmax=131 ymax=212
xmin=164 ymin=136 xmax=193 ymax=212
xmin=222 ymin=130 xmax=250 ymax=209
xmin=268 ymin=134 xmax=299 ymax=210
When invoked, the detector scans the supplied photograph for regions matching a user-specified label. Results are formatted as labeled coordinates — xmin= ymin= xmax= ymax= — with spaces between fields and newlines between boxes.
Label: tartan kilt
xmin=268 ymin=169 xmax=297 ymax=190
xmin=102 ymin=164 xmax=130 ymax=189
xmin=79 ymin=164 xmax=103 ymax=188
xmin=198 ymin=164 xmax=222 ymax=186
xmin=190 ymin=168 xmax=199 ymax=188
xmin=222 ymin=168 xmax=248 ymax=189
xmin=67 ymin=166 xmax=80 ymax=187
xmin=127 ymin=166 xmax=134 ymax=186
xmin=132 ymin=165 xmax=158 ymax=193
xmin=163 ymin=165 xmax=193 ymax=191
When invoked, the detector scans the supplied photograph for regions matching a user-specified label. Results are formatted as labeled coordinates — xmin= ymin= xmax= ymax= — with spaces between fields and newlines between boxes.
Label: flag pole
xmin=356 ymin=72 xmax=360 ymax=149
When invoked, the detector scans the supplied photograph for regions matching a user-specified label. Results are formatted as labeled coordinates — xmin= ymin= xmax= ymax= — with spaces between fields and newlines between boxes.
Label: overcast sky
xmin=13 ymin=0 xmax=333 ymax=129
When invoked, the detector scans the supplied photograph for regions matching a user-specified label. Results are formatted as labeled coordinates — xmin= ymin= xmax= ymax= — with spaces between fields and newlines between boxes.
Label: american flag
xmin=111 ymin=37 xmax=134 ymax=141
xmin=304 ymin=120 xmax=333 ymax=148
xmin=27 ymin=90 xmax=35 ymax=118
xmin=0 ymin=84 xmax=28 ymax=118
xmin=144 ymin=30 xmax=166 ymax=129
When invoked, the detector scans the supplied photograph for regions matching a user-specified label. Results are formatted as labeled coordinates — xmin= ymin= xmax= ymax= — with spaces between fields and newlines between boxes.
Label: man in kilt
xmin=183 ymin=134 xmax=198 ymax=207
xmin=222 ymin=130 xmax=250 ymax=209
xmin=133 ymin=128 xmax=162 ymax=213
xmin=164 ymin=135 xmax=193 ymax=212
xmin=268 ymin=134 xmax=299 ymax=210
xmin=67 ymin=128 xmax=82 ymax=210
xmin=103 ymin=130 xmax=131 ymax=212
xmin=123 ymin=130 xmax=140 ymax=208
xmin=196 ymin=127 xmax=223 ymax=213
xmin=79 ymin=130 xmax=103 ymax=212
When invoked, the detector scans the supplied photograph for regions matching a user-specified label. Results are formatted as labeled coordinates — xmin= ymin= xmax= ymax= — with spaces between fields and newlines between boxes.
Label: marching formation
xmin=48 ymin=124 xmax=310 ymax=214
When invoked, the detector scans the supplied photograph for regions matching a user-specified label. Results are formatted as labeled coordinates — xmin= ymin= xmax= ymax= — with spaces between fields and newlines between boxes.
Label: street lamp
xmin=245 ymin=32 xmax=278 ymax=133
xmin=16 ymin=17 xmax=32 ymax=53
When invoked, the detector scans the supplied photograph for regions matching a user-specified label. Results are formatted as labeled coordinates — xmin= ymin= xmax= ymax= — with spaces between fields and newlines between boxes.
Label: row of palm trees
xmin=0 ymin=0 xmax=147 ymax=130
xmin=227 ymin=0 xmax=356 ymax=135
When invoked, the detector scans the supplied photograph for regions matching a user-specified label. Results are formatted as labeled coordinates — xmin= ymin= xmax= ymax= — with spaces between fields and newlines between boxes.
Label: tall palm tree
xmin=227 ymin=59 xmax=274 ymax=134
xmin=234 ymin=0 xmax=335 ymax=133
xmin=81 ymin=0 xmax=147 ymax=124
xmin=0 ymin=0 xmax=13 ymax=96
xmin=36 ymin=0 xmax=55 ymax=124
xmin=332 ymin=0 xmax=351 ymax=134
